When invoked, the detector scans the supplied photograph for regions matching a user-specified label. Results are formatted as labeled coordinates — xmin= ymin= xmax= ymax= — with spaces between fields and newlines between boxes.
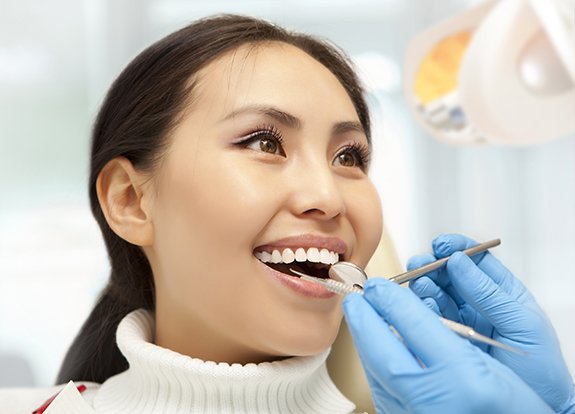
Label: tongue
xmin=266 ymin=262 xmax=330 ymax=279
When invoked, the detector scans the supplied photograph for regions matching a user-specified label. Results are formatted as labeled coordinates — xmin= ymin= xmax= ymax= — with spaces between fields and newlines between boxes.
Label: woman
xmin=10 ymin=13 xmax=381 ymax=413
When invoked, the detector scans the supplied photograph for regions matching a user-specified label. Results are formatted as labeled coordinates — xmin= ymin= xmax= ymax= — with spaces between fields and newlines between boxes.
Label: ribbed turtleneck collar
xmin=92 ymin=309 xmax=355 ymax=413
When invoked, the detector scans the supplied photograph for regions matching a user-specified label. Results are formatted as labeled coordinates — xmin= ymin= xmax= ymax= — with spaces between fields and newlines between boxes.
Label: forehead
xmin=190 ymin=41 xmax=359 ymax=122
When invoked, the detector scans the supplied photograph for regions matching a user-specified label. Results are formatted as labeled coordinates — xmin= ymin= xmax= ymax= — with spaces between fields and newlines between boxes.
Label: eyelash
xmin=337 ymin=142 xmax=371 ymax=170
xmin=236 ymin=124 xmax=370 ymax=170
xmin=238 ymin=124 xmax=285 ymax=149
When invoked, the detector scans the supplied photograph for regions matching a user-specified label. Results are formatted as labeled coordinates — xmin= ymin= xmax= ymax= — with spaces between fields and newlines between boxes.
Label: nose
xmin=287 ymin=159 xmax=346 ymax=220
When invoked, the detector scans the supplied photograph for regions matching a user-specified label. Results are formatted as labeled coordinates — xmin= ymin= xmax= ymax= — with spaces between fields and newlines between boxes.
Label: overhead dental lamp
xmin=404 ymin=0 xmax=575 ymax=146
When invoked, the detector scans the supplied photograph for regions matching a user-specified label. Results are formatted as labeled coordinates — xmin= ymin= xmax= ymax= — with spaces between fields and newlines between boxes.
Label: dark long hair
xmin=56 ymin=14 xmax=371 ymax=384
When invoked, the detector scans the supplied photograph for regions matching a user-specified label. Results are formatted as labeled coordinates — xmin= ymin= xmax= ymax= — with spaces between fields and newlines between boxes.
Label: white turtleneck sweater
xmin=1 ymin=309 xmax=357 ymax=414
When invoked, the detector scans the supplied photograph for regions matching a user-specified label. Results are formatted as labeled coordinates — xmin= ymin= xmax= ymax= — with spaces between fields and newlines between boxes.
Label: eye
xmin=333 ymin=143 xmax=370 ymax=171
xmin=238 ymin=126 xmax=286 ymax=156
xmin=335 ymin=152 xmax=356 ymax=167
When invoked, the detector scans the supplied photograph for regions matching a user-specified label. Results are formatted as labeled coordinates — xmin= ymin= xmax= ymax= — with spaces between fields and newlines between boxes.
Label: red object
xmin=33 ymin=384 xmax=87 ymax=414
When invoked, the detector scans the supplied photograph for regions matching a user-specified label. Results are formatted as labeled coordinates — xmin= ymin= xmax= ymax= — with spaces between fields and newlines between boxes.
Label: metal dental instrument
xmin=291 ymin=270 xmax=525 ymax=355
xmin=289 ymin=239 xmax=525 ymax=355
xmin=389 ymin=238 xmax=501 ymax=285
xmin=328 ymin=261 xmax=367 ymax=287
xmin=327 ymin=239 xmax=500 ymax=287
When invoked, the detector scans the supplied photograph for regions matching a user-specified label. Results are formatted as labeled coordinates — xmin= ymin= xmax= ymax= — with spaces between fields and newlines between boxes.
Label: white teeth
xmin=271 ymin=250 xmax=282 ymax=264
xmin=307 ymin=248 xmax=320 ymax=263
xmin=282 ymin=248 xmax=295 ymax=263
xmin=295 ymin=248 xmax=307 ymax=262
xmin=255 ymin=251 xmax=271 ymax=262
xmin=256 ymin=247 xmax=340 ymax=265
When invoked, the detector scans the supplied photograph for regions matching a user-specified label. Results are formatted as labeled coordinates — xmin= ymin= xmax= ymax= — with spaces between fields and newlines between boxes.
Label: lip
xmin=255 ymin=259 xmax=336 ymax=299
xmin=254 ymin=234 xmax=348 ymax=258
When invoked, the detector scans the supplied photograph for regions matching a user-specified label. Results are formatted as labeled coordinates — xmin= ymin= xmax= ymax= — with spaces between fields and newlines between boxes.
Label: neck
xmin=154 ymin=304 xmax=288 ymax=365
xmin=93 ymin=309 xmax=355 ymax=414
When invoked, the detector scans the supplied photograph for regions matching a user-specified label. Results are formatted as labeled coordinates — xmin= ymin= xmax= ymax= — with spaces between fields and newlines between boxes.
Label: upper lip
xmin=254 ymin=234 xmax=348 ymax=257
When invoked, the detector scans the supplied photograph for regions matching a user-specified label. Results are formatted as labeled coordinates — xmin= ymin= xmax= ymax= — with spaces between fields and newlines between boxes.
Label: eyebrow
xmin=332 ymin=121 xmax=365 ymax=136
xmin=221 ymin=104 xmax=365 ymax=136
xmin=222 ymin=105 xmax=301 ymax=129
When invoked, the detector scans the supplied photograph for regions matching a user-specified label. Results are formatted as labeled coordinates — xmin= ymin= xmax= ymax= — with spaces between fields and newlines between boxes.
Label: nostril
xmin=301 ymin=207 xmax=344 ymax=221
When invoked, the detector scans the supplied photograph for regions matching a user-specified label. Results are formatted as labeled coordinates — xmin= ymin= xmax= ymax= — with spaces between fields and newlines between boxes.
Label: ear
xmin=96 ymin=157 xmax=154 ymax=246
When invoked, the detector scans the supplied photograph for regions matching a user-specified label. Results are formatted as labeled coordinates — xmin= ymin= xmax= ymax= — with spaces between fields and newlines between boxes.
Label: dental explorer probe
xmin=388 ymin=238 xmax=501 ymax=285
xmin=290 ymin=269 xmax=525 ymax=355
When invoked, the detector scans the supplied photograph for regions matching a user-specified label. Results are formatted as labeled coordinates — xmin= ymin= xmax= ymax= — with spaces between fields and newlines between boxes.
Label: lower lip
xmin=257 ymin=260 xmax=336 ymax=299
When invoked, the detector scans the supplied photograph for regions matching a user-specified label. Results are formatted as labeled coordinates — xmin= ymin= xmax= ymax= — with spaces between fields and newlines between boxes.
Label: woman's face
xmin=145 ymin=42 xmax=383 ymax=364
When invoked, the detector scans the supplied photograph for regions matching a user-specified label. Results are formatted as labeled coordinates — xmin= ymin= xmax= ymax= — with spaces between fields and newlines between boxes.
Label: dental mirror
xmin=329 ymin=262 xmax=367 ymax=287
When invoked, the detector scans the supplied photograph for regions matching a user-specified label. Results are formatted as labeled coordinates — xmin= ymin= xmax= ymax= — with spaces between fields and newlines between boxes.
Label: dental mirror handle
xmin=295 ymin=271 xmax=525 ymax=355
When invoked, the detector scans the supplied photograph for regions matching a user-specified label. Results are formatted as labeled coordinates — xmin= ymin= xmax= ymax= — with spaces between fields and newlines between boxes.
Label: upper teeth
xmin=255 ymin=248 xmax=339 ymax=265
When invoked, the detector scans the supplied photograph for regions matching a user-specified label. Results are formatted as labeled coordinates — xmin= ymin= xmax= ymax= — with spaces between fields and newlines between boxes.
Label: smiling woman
xmin=124 ymin=40 xmax=381 ymax=367
xmin=2 ymin=14 xmax=383 ymax=414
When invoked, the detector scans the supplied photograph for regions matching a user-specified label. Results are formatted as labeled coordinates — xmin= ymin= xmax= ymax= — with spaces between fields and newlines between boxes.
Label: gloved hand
xmin=407 ymin=233 xmax=575 ymax=414
xmin=343 ymin=278 xmax=554 ymax=414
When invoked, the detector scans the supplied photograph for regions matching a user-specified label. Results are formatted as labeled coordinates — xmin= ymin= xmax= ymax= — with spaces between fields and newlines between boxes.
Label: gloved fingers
xmin=471 ymin=253 xmax=531 ymax=302
xmin=362 ymin=278 xmax=470 ymax=367
xmin=406 ymin=253 xmax=447 ymax=285
xmin=458 ymin=305 xmax=495 ymax=353
xmin=432 ymin=233 xmax=526 ymax=299
xmin=363 ymin=371 xmax=408 ymax=414
xmin=422 ymin=297 xmax=440 ymax=315
xmin=410 ymin=276 xmax=497 ymax=353
xmin=406 ymin=253 xmax=436 ymax=270
xmin=343 ymin=293 xmax=422 ymax=381
xmin=409 ymin=276 xmax=460 ymax=321
xmin=407 ymin=253 xmax=465 ymax=306
xmin=432 ymin=233 xmax=487 ymax=261
xmin=446 ymin=252 xmax=527 ymax=337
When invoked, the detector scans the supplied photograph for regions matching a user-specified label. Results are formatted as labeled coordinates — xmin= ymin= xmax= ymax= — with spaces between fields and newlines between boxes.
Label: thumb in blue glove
xmin=343 ymin=278 xmax=554 ymax=414
xmin=408 ymin=233 xmax=575 ymax=414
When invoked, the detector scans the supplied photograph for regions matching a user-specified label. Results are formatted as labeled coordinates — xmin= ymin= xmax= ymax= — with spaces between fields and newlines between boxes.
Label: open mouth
xmin=265 ymin=261 xmax=330 ymax=279
xmin=254 ymin=247 xmax=339 ymax=279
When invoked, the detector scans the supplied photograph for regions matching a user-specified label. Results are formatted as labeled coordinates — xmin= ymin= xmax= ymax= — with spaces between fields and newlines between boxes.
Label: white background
xmin=0 ymin=0 xmax=573 ymax=386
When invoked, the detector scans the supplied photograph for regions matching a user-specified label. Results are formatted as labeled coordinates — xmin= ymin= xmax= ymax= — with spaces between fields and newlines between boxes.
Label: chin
xmin=271 ymin=323 xmax=341 ymax=358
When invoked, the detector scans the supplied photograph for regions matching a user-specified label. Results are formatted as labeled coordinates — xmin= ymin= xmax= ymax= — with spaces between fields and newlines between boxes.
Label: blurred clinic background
xmin=1 ymin=0 xmax=574 ymax=391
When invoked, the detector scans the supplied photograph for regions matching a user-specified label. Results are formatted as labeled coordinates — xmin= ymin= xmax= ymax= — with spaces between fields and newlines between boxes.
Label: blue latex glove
xmin=343 ymin=278 xmax=554 ymax=414
xmin=407 ymin=233 xmax=575 ymax=414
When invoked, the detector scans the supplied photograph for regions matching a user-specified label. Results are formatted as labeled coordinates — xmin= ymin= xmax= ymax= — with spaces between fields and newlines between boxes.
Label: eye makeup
xmin=235 ymin=124 xmax=285 ymax=145
xmin=233 ymin=124 xmax=286 ymax=156
xmin=334 ymin=142 xmax=371 ymax=171
xmin=231 ymin=122 xmax=371 ymax=171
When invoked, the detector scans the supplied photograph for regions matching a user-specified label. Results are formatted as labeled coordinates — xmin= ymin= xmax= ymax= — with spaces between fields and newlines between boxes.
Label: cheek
xmin=347 ymin=181 xmax=383 ymax=267
xmin=150 ymin=154 xmax=281 ymax=295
